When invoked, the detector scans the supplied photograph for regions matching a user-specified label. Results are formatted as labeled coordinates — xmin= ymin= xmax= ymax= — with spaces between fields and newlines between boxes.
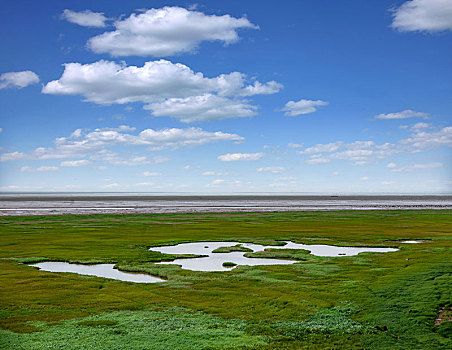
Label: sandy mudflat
xmin=0 ymin=194 xmax=451 ymax=216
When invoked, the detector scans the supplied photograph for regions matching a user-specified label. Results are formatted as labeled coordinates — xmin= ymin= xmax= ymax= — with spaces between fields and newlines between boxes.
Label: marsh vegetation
xmin=0 ymin=210 xmax=450 ymax=349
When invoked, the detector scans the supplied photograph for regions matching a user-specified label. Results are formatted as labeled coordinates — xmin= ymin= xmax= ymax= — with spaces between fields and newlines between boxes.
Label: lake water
xmin=150 ymin=241 xmax=399 ymax=271
xmin=30 ymin=262 xmax=166 ymax=283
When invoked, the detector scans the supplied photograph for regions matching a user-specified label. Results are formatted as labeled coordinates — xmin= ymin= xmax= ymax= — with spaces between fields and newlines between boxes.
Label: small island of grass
xmin=212 ymin=244 xmax=253 ymax=253
xmin=222 ymin=262 xmax=237 ymax=268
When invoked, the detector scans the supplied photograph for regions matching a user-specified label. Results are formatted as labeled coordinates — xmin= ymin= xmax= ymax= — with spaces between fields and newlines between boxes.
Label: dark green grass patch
xmin=0 ymin=308 xmax=267 ymax=350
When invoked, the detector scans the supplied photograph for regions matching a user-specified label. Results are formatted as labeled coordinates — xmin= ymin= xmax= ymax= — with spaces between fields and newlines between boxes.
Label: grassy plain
xmin=0 ymin=210 xmax=451 ymax=349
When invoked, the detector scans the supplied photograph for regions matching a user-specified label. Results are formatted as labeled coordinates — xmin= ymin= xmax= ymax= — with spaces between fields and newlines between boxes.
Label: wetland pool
xmin=150 ymin=241 xmax=399 ymax=272
xmin=30 ymin=262 xmax=166 ymax=283
xmin=28 ymin=241 xmax=399 ymax=279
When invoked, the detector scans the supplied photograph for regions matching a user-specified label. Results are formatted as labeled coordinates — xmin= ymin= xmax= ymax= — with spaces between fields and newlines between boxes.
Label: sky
xmin=0 ymin=0 xmax=451 ymax=194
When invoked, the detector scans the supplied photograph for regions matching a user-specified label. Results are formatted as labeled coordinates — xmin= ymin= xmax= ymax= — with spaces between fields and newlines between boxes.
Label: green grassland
xmin=0 ymin=210 xmax=451 ymax=349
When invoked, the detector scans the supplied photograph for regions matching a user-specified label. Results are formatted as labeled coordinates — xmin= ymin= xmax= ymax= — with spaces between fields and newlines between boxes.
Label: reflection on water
xmin=30 ymin=262 xmax=165 ymax=283
xmin=150 ymin=241 xmax=398 ymax=271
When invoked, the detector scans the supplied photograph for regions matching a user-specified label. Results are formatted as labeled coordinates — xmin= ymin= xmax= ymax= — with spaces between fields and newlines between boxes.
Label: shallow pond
xmin=149 ymin=241 xmax=398 ymax=271
xmin=30 ymin=262 xmax=165 ymax=283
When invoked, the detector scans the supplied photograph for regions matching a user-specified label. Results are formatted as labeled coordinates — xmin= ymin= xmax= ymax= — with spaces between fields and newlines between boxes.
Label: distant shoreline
xmin=1 ymin=194 xmax=451 ymax=216
xmin=1 ymin=194 xmax=451 ymax=201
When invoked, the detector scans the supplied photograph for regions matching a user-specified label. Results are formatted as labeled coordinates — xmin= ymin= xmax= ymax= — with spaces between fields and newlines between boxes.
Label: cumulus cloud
xmin=391 ymin=0 xmax=452 ymax=32
xmin=374 ymin=109 xmax=429 ymax=120
xmin=282 ymin=99 xmax=328 ymax=116
xmin=62 ymin=9 xmax=108 ymax=27
xmin=0 ymin=126 xmax=243 ymax=166
xmin=0 ymin=71 xmax=39 ymax=89
xmin=240 ymin=81 xmax=283 ymax=96
xmin=60 ymin=160 xmax=90 ymax=167
xmin=42 ymin=60 xmax=281 ymax=122
xmin=257 ymin=166 xmax=285 ymax=173
xmin=218 ymin=152 xmax=264 ymax=161
xmin=87 ymin=6 xmax=258 ymax=56
xmin=144 ymin=94 xmax=257 ymax=123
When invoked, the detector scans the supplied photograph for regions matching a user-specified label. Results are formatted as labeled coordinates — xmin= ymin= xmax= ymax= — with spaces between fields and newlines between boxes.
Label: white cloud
xmin=374 ymin=109 xmax=429 ymax=120
xmin=1 ymin=127 xmax=243 ymax=166
xmin=381 ymin=181 xmax=396 ymax=185
xmin=0 ymin=71 xmax=39 ymax=89
xmin=100 ymin=183 xmax=120 ymax=189
xmin=360 ymin=176 xmax=369 ymax=181
xmin=202 ymin=171 xmax=228 ymax=176
xmin=143 ymin=171 xmax=159 ymax=176
xmin=60 ymin=160 xmax=90 ymax=167
xmin=288 ymin=143 xmax=304 ymax=148
xmin=42 ymin=60 xmax=280 ymax=122
xmin=69 ymin=129 xmax=83 ymax=138
xmin=42 ymin=60 xmax=212 ymax=104
xmin=218 ymin=152 xmax=264 ymax=161
xmin=134 ymin=182 xmax=154 ymax=186
xmin=0 ymin=128 xmax=2 ymax=133
xmin=87 ymin=6 xmax=258 ymax=56
xmin=62 ymin=9 xmax=108 ymax=27
xmin=0 ymin=151 xmax=25 ymax=161
xmin=391 ymin=163 xmax=444 ymax=172
xmin=257 ymin=166 xmax=285 ymax=173
xmin=298 ymin=126 xmax=451 ymax=166
xmin=37 ymin=166 xmax=59 ymax=172
xmin=297 ymin=142 xmax=343 ymax=154
xmin=400 ymin=126 xmax=452 ymax=149
xmin=21 ymin=166 xmax=59 ymax=172
xmin=410 ymin=122 xmax=432 ymax=131
xmin=207 ymin=179 xmax=241 ymax=187
xmin=211 ymin=179 xmax=225 ymax=185
xmin=282 ymin=99 xmax=328 ymax=117
xmin=240 ymin=81 xmax=283 ymax=96
xmin=391 ymin=0 xmax=452 ymax=32
xmin=144 ymin=94 xmax=257 ymax=123
xmin=306 ymin=155 xmax=331 ymax=164
xmin=301 ymin=140 xmax=397 ymax=165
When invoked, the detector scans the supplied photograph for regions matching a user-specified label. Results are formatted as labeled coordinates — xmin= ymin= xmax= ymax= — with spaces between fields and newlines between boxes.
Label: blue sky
xmin=0 ymin=0 xmax=451 ymax=194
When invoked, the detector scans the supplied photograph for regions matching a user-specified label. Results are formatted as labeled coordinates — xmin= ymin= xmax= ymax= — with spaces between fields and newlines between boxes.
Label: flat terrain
xmin=0 ymin=210 xmax=451 ymax=349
